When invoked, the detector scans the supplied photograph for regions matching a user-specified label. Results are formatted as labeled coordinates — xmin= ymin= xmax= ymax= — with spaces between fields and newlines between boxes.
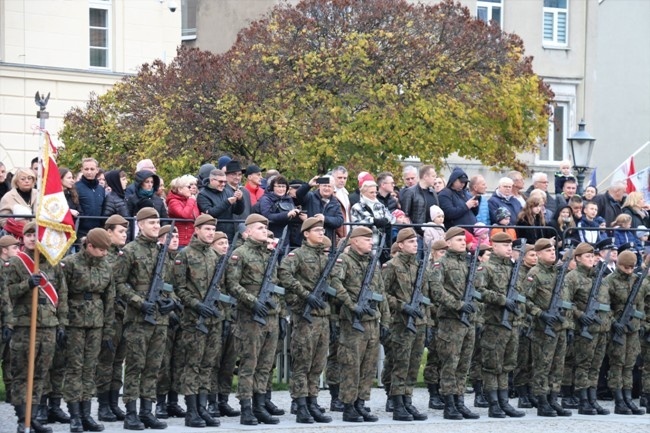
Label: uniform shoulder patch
xmin=3 ymin=261 xmax=9 ymax=267
xmin=60 ymin=262 xmax=65 ymax=268
xmin=230 ymin=255 xmax=239 ymax=261
xmin=382 ymin=263 xmax=388 ymax=268
xmin=174 ymin=259 xmax=182 ymax=265
xmin=433 ymin=263 xmax=441 ymax=268
xmin=527 ymin=276 xmax=534 ymax=281
xmin=287 ymin=252 xmax=295 ymax=257
xmin=336 ymin=258 xmax=343 ymax=263
xmin=477 ymin=266 xmax=483 ymax=271
xmin=118 ymin=250 xmax=124 ymax=256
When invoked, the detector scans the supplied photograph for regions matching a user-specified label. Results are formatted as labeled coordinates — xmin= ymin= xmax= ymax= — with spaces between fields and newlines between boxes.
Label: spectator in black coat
xmin=197 ymin=168 xmax=244 ymax=241
xmin=438 ymin=167 xmax=477 ymax=230
xmin=295 ymin=175 xmax=344 ymax=241
xmin=592 ymin=181 xmax=626 ymax=226
xmin=102 ymin=169 xmax=129 ymax=218
xmin=487 ymin=177 xmax=522 ymax=225
xmin=126 ymin=170 xmax=168 ymax=219
xmin=75 ymin=157 xmax=105 ymax=237
xmin=400 ymin=165 xmax=439 ymax=234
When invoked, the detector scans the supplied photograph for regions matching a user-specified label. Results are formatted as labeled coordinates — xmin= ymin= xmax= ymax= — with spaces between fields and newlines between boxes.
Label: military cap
xmin=136 ymin=207 xmax=159 ymax=221
xmin=524 ymin=244 xmax=535 ymax=254
xmin=158 ymin=224 xmax=177 ymax=237
xmin=245 ymin=213 xmax=268 ymax=226
xmin=478 ymin=244 xmax=493 ymax=252
xmin=574 ymin=242 xmax=594 ymax=256
xmin=534 ymin=238 xmax=554 ymax=252
xmin=445 ymin=226 xmax=465 ymax=241
xmin=512 ymin=238 xmax=525 ymax=250
xmin=23 ymin=222 xmax=36 ymax=235
xmin=390 ymin=242 xmax=400 ymax=255
xmin=0 ymin=235 xmax=19 ymax=248
xmin=617 ymin=242 xmax=637 ymax=254
xmin=194 ymin=214 xmax=216 ymax=228
xmin=213 ymin=231 xmax=227 ymax=242
xmin=396 ymin=227 xmax=417 ymax=243
xmin=350 ymin=226 xmax=373 ymax=239
xmin=267 ymin=230 xmax=275 ymax=239
xmin=431 ymin=239 xmax=448 ymax=251
xmin=617 ymin=250 xmax=637 ymax=267
xmin=301 ymin=217 xmax=323 ymax=233
xmin=322 ymin=237 xmax=332 ymax=249
xmin=595 ymin=237 xmax=616 ymax=252
xmin=86 ymin=228 xmax=112 ymax=250
xmin=491 ymin=232 xmax=513 ymax=244
xmin=105 ymin=214 xmax=129 ymax=228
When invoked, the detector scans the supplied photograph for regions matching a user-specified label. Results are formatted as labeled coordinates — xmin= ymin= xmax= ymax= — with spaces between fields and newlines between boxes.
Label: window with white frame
xmin=477 ymin=0 xmax=503 ymax=27
xmin=89 ymin=2 xmax=111 ymax=68
xmin=539 ymin=102 xmax=568 ymax=162
xmin=182 ymin=0 xmax=197 ymax=40
xmin=543 ymin=0 xmax=568 ymax=47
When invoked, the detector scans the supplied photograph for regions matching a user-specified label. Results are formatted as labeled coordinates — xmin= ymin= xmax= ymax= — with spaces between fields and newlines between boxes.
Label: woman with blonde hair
xmin=621 ymin=191 xmax=650 ymax=229
xmin=0 ymin=168 xmax=37 ymax=237
xmin=166 ymin=175 xmax=200 ymax=248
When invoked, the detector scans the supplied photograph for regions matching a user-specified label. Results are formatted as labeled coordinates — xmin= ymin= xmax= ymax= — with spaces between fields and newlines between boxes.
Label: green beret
xmin=396 ymin=227 xmax=417 ymax=243
xmin=213 ymin=231 xmax=227 ymax=242
xmin=23 ymin=222 xmax=36 ymax=235
xmin=245 ymin=213 xmax=268 ymax=226
xmin=431 ymin=240 xmax=448 ymax=251
xmin=350 ymin=226 xmax=373 ymax=239
xmin=534 ymin=238 xmax=554 ymax=252
xmin=86 ymin=228 xmax=112 ymax=250
xmin=301 ymin=217 xmax=323 ymax=233
xmin=158 ymin=225 xmax=177 ymax=238
xmin=0 ymin=235 xmax=20 ymax=248
xmin=574 ymin=242 xmax=594 ymax=256
xmin=491 ymin=232 xmax=513 ymax=244
xmin=136 ymin=207 xmax=159 ymax=221
xmin=194 ymin=214 xmax=216 ymax=228
xmin=445 ymin=226 xmax=465 ymax=241
xmin=105 ymin=214 xmax=129 ymax=228
xmin=617 ymin=251 xmax=637 ymax=267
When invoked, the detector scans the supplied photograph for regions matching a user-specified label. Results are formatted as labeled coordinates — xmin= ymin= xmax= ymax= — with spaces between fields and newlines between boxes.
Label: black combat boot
xmin=183 ymin=395 xmax=206 ymax=428
xmin=516 ymin=385 xmax=533 ymax=408
xmin=290 ymin=399 xmax=297 ymax=414
xmin=404 ymin=395 xmax=427 ymax=420
xmin=623 ymin=388 xmax=645 ymax=415
xmin=427 ymin=382 xmax=444 ymax=410
xmin=548 ymin=391 xmax=572 ymax=416
xmin=614 ymin=389 xmax=632 ymax=415
xmin=342 ymin=403 xmax=363 ymax=422
xmin=528 ymin=386 xmax=539 ymax=408
xmin=123 ymin=400 xmax=144 ymax=430
xmin=30 ymin=415 xmax=53 ymax=433
xmin=196 ymin=391 xmax=219 ymax=426
xmin=239 ymin=399 xmax=258 ymax=426
xmin=354 ymin=399 xmax=377 ymax=422
xmin=138 ymin=398 xmax=167 ymax=429
xmin=80 ymin=400 xmax=104 ymax=432
xmin=96 ymin=392 xmax=116 ymax=422
xmin=48 ymin=397 xmax=70 ymax=424
xmin=588 ymin=387 xmax=609 ymax=415
xmin=454 ymin=394 xmax=480 ymax=419
xmin=535 ymin=394 xmax=557 ymax=417
xmin=206 ymin=393 xmax=219 ymax=418
xmin=252 ymin=393 xmax=279 ymax=424
xmin=443 ymin=395 xmax=462 ymax=420
xmin=264 ymin=390 xmax=285 ymax=415
xmin=108 ymin=390 xmax=126 ymax=421
xmin=473 ymin=380 xmax=489 ymax=408
xmin=384 ymin=385 xmax=393 ymax=412
xmin=15 ymin=404 xmax=26 ymax=433
xmin=166 ymin=391 xmax=186 ymax=418
xmin=577 ymin=388 xmax=596 ymax=415
xmin=36 ymin=395 xmax=49 ymax=424
xmin=498 ymin=389 xmax=525 ymax=417
xmin=487 ymin=390 xmax=506 ymax=418
xmin=295 ymin=397 xmax=314 ymax=424
xmin=560 ymin=385 xmax=578 ymax=409
xmin=391 ymin=395 xmax=413 ymax=421
xmin=67 ymin=402 xmax=83 ymax=433
xmin=306 ymin=397 xmax=331 ymax=423
xmin=155 ymin=394 xmax=168 ymax=419
xmin=218 ymin=393 xmax=240 ymax=417
xmin=640 ymin=392 xmax=650 ymax=412
xmin=328 ymin=384 xmax=345 ymax=412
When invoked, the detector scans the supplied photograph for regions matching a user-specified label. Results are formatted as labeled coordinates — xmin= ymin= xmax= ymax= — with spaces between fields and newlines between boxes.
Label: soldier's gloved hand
xmin=140 ymin=301 xmax=156 ymax=316
xmin=329 ymin=321 xmax=339 ymax=344
xmin=1 ymin=326 xmax=13 ymax=344
xmin=579 ymin=314 xmax=594 ymax=327
xmin=425 ymin=326 xmax=434 ymax=347
xmin=168 ymin=312 xmax=180 ymax=329
xmin=28 ymin=273 xmax=42 ymax=289
xmin=402 ymin=303 xmax=424 ymax=319
xmin=373 ymin=217 xmax=390 ymax=228
xmin=353 ymin=304 xmax=375 ymax=317
xmin=459 ymin=302 xmax=475 ymax=314
xmin=306 ymin=293 xmax=325 ymax=310
xmin=566 ymin=330 xmax=574 ymax=345
xmin=278 ymin=317 xmax=288 ymax=340
xmin=197 ymin=302 xmax=218 ymax=318
xmin=504 ymin=299 xmax=518 ymax=312
xmin=222 ymin=320 xmax=232 ymax=340
xmin=56 ymin=327 xmax=67 ymax=349
xmin=540 ymin=311 xmax=558 ymax=327
xmin=157 ymin=298 xmax=176 ymax=315
xmin=612 ymin=321 xmax=625 ymax=336
xmin=102 ymin=338 xmax=115 ymax=354
xmin=252 ymin=300 xmax=269 ymax=318
xmin=380 ymin=325 xmax=390 ymax=344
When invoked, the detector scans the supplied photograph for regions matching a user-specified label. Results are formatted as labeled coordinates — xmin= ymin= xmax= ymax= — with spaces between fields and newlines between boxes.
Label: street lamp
xmin=567 ymin=120 xmax=596 ymax=195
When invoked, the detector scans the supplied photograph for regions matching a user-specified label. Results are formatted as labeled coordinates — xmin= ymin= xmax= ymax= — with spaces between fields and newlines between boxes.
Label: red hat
xmin=357 ymin=171 xmax=375 ymax=188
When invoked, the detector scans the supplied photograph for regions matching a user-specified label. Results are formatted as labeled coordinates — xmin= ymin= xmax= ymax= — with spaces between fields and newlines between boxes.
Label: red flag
xmin=36 ymin=131 xmax=77 ymax=265
xmin=626 ymin=156 xmax=636 ymax=193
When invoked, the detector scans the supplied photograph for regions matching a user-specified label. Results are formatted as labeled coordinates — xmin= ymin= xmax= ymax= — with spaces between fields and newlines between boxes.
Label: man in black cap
xmin=437 ymin=167 xmax=478 ymax=230
xmin=224 ymin=161 xmax=251 ymax=234
xmin=595 ymin=238 xmax=617 ymax=276
xmin=198 ymin=169 xmax=244 ymax=242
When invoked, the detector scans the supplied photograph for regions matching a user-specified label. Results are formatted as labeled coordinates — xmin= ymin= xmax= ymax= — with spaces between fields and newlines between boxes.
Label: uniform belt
xmin=242 ymin=284 xmax=262 ymax=291
xmin=70 ymin=292 xmax=101 ymax=301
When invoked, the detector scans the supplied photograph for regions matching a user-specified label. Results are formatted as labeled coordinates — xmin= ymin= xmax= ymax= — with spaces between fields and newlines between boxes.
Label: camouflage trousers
xmin=562 ymin=336 xmax=576 ymax=387
xmin=96 ymin=310 xmax=126 ymax=392
xmin=641 ymin=337 xmax=649 ymax=392
xmin=573 ymin=331 xmax=608 ymax=389
xmin=423 ymin=328 xmax=440 ymax=384
xmin=10 ymin=327 xmax=55 ymax=405
xmin=44 ymin=344 xmax=66 ymax=398
xmin=513 ymin=328 xmax=533 ymax=387
xmin=213 ymin=323 xmax=237 ymax=395
xmin=1 ymin=339 xmax=11 ymax=397
xmin=266 ymin=334 xmax=285 ymax=392
xmin=338 ymin=320 xmax=379 ymax=404
xmin=481 ymin=324 xmax=519 ymax=391
xmin=290 ymin=315 xmax=329 ymax=398
xmin=607 ymin=332 xmax=640 ymax=389
xmin=63 ymin=327 xmax=102 ymax=402
xmin=325 ymin=319 xmax=340 ymax=385
xmin=380 ymin=335 xmax=393 ymax=388
xmin=389 ymin=322 xmax=425 ymax=396
xmin=122 ymin=321 xmax=167 ymax=403
xmin=157 ymin=324 xmax=186 ymax=395
xmin=530 ymin=328 xmax=566 ymax=396
xmin=180 ymin=323 xmax=222 ymax=395
xmin=437 ymin=319 xmax=475 ymax=396
xmin=469 ymin=326 xmax=483 ymax=382
xmin=234 ymin=311 xmax=278 ymax=400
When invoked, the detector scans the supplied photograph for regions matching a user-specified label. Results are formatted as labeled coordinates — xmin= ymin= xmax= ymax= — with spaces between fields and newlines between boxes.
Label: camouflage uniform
xmin=513 ymin=264 xmax=533 ymax=391
xmin=213 ymin=304 xmax=237 ymax=397
xmin=1 ymin=259 xmax=13 ymax=402
xmin=641 ymin=279 xmax=650 ymax=406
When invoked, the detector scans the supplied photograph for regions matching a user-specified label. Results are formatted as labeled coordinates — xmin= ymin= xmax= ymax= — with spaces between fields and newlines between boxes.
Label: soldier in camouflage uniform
xmin=430 ymin=227 xmax=480 ymax=421
xmin=61 ymin=228 xmax=115 ymax=432
xmin=330 ymin=226 xmax=390 ymax=423
xmin=174 ymin=214 xmax=224 ymax=428
xmin=640 ymin=266 xmax=650 ymax=412
xmin=477 ymin=232 xmax=526 ymax=418
xmin=95 ymin=215 xmax=129 ymax=422
xmin=115 ymin=208 xmax=177 ymax=430
xmin=604 ymin=250 xmax=645 ymax=415
xmin=469 ymin=245 xmax=491 ymax=409
xmin=383 ymin=228 xmax=431 ymax=421
xmin=525 ymin=238 xmax=572 ymax=417
xmin=278 ymin=217 xmax=333 ymax=424
xmin=225 ymin=214 xmax=282 ymax=425
xmin=0 ymin=235 xmax=20 ymax=404
xmin=7 ymin=222 xmax=67 ymax=433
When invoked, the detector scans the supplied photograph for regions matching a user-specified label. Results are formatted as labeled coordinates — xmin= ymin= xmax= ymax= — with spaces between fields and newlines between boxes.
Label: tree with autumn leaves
xmin=59 ymin=0 xmax=553 ymax=183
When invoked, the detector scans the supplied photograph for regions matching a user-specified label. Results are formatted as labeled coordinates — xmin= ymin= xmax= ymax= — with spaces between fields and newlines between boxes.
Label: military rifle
xmin=352 ymin=233 xmax=385 ymax=333
xmin=501 ymin=238 xmax=527 ymax=330
xmin=195 ymin=232 xmax=238 ymax=334
xmin=460 ymin=249 xmax=482 ymax=327
xmin=144 ymin=221 xmax=175 ymax=325
xmin=543 ymin=247 xmax=574 ymax=338
xmin=579 ymin=254 xmax=612 ymax=340
xmin=612 ymin=264 xmax=648 ymax=345
xmin=405 ymin=247 xmax=432 ymax=334
xmin=252 ymin=226 xmax=288 ymax=326
xmin=302 ymin=230 xmax=352 ymax=324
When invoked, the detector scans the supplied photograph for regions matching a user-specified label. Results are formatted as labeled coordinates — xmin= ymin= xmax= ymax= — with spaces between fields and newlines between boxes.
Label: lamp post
xmin=567 ymin=120 xmax=596 ymax=195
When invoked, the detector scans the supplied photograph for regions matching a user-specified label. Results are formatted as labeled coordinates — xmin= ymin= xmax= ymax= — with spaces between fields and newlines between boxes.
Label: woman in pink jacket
xmin=166 ymin=175 xmax=200 ymax=248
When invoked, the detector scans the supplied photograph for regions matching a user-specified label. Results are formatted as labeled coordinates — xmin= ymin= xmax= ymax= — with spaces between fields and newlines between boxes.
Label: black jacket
xmin=126 ymin=170 xmax=168 ymax=219
xmin=76 ymin=176 xmax=105 ymax=236
xmin=197 ymin=185 xmax=244 ymax=242
xmin=102 ymin=169 xmax=129 ymax=218
xmin=400 ymin=184 xmax=439 ymax=230
xmin=593 ymin=192 xmax=622 ymax=226
xmin=438 ymin=167 xmax=476 ymax=230
xmin=296 ymin=184 xmax=344 ymax=241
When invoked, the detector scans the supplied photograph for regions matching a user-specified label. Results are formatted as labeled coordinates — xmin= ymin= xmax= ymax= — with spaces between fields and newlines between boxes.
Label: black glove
xmin=222 ymin=320 xmax=232 ymax=341
xmin=353 ymin=304 xmax=375 ymax=317
xmin=140 ymin=301 xmax=155 ymax=316
xmin=329 ymin=321 xmax=339 ymax=344
xmin=168 ymin=312 xmax=180 ymax=329
xmin=459 ymin=302 xmax=475 ymax=314
xmin=102 ymin=338 xmax=115 ymax=354
xmin=380 ymin=325 xmax=390 ymax=344
xmin=579 ymin=314 xmax=594 ymax=327
xmin=56 ymin=328 xmax=67 ymax=349
xmin=197 ymin=302 xmax=217 ymax=318
xmin=612 ymin=321 xmax=625 ymax=336
xmin=402 ymin=303 xmax=424 ymax=319
xmin=306 ymin=293 xmax=325 ymax=310
xmin=475 ymin=325 xmax=484 ymax=339
xmin=157 ymin=297 xmax=176 ymax=315
xmin=28 ymin=273 xmax=42 ymax=289
xmin=504 ymin=299 xmax=518 ymax=313
xmin=540 ymin=311 xmax=558 ymax=327
xmin=252 ymin=300 xmax=269 ymax=318
xmin=2 ymin=326 xmax=13 ymax=344
xmin=566 ymin=330 xmax=574 ymax=345
xmin=278 ymin=318 xmax=288 ymax=340
xmin=373 ymin=217 xmax=389 ymax=228
xmin=425 ymin=326 xmax=435 ymax=347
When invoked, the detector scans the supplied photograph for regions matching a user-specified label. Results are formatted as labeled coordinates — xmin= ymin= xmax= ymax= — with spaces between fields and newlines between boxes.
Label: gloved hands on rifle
xmin=56 ymin=327 xmax=67 ymax=349
xmin=612 ymin=321 xmax=626 ymax=336
xmin=2 ymin=326 xmax=13 ymax=344
xmin=504 ymin=299 xmax=519 ymax=313
xmin=102 ymin=337 xmax=115 ymax=354
xmin=157 ymin=297 xmax=176 ymax=315
xmin=424 ymin=326 xmax=435 ymax=347
xmin=140 ymin=300 xmax=156 ymax=316
xmin=402 ymin=303 xmax=424 ymax=319
xmin=28 ymin=273 xmax=42 ymax=289
xmin=329 ymin=321 xmax=339 ymax=344
xmin=459 ymin=302 xmax=475 ymax=314
xmin=380 ymin=325 xmax=390 ymax=344
xmin=579 ymin=314 xmax=594 ymax=327
xmin=306 ymin=293 xmax=325 ymax=310
xmin=539 ymin=311 xmax=559 ymax=327
xmin=279 ymin=317 xmax=288 ymax=340
xmin=197 ymin=302 xmax=218 ymax=318
xmin=353 ymin=303 xmax=375 ymax=317
xmin=252 ymin=300 xmax=269 ymax=318
xmin=168 ymin=312 xmax=180 ymax=329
